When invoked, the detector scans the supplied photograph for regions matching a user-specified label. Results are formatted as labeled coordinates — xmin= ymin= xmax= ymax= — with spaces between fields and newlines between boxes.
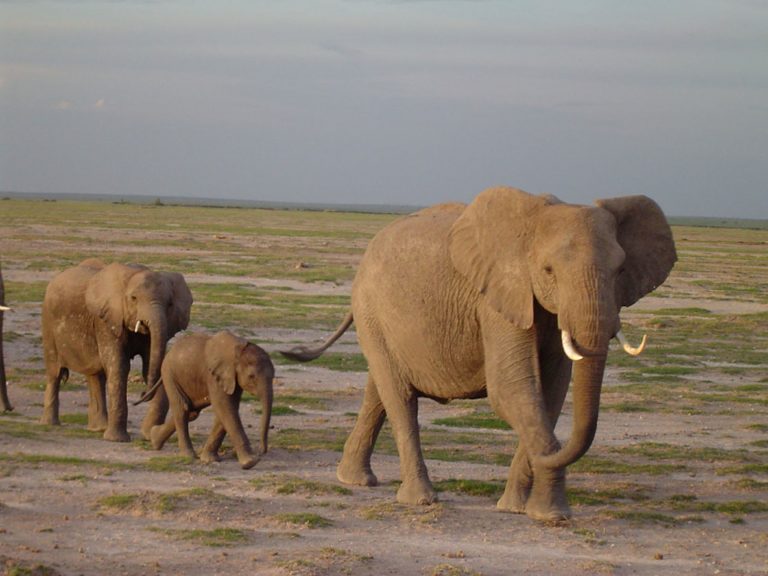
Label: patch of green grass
xmin=568 ymin=484 xmax=650 ymax=506
xmin=155 ymin=487 xmax=218 ymax=513
xmin=612 ymin=442 xmax=752 ymax=463
xmin=274 ymin=512 xmax=333 ymax=528
xmin=270 ymin=427 xmax=349 ymax=453
xmin=251 ymin=474 xmax=352 ymax=496
xmin=605 ymin=510 xmax=681 ymax=526
xmin=98 ymin=493 xmax=139 ymax=510
xmin=59 ymin=413 xmax=89 ymax=426
xmin=278 ymin=351 xmax=368 ymax=372
xmin=4 ymin=281 xmax=48 ymax=304
xmin=432 ymin=412 xmax=511 ymax=430
xmin=570 ymin=455 xmax=686 ymax=475
xmin=602 ymin=402 xmax=654 ymax=413
xmin=665 ymin=495 xmax=768 ymax=514
xmin=732 ymin=478 xmax=768 ymax=490
xmin=433 ymin=478 xmax=504 ymax=498
xmin=2 ymin=560 xmax=61 ymax=576
xmin=271 ymin=405 xmax=301 ymax=416
xmin=0 ymin=452 xmax=115 ymax=468
xmin=151 ymin=526 xmax=249 ymax=547
xmin=143 ymin=455 xmax=195 ymax=472
xmin=271 ymin=394 xmax=329 ymax=410
xmin=718 ymin=463 xmax=768 ymax=475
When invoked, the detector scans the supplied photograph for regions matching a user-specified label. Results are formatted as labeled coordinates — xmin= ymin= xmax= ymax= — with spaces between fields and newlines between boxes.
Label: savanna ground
xmin=0 ymin=198 xmax=767 ymax=576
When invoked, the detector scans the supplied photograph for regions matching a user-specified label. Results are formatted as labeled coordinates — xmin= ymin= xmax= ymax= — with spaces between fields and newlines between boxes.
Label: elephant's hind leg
xmin=365 ymin=359 xmax=435 ymax=505
xmin=86 ymin=373 xmax=108 ymax=431
xmin=337 ymin=375 xmax=386 ymax=487
xmin=41 ymin=365 xmax=67 ymax=426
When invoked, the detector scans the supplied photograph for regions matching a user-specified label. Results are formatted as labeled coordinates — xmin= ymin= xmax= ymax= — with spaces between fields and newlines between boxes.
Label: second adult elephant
xmin=282 ymin=187 xmax=676 ymax=521
xmin=41 ymin=259 xmax=193 ymax=441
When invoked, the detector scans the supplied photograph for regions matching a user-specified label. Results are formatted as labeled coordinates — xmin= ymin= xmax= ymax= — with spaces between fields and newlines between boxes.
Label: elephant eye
xmin=543 ymin=265 xmax=554 ymax=275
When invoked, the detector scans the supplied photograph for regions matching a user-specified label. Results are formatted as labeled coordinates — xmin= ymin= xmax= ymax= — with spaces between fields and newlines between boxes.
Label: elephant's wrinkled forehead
xmin=534 ymin=205 xmax=621 ymax=256
xmin=128 ymin=272 xmax=165 ymax=294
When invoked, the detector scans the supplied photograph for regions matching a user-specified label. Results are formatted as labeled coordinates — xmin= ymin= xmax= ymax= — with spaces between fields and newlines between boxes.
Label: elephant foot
xmin=199 ymin=450 xmax=221 ymax=464
xmin=40 ymin=413 xmax=60 ymax=426
xmin=149 ymin=426 xmax=167 ymax=450
xmin=238 ymin=454 xmax=261 ymax=470
xmin=396 ymin=477 xmax=437 ymax=506
xmin=524 ymin=473 xmax=571 ymax=522
xmin=496 ymin=484 xmax=530 ymax=515
xmin=103 ymin=428 xmax=131 ymax=443
xmin=337 ymin=460 xmax=378 ymax=487
xmin=87 ymin=421 xmax=108 ymax=433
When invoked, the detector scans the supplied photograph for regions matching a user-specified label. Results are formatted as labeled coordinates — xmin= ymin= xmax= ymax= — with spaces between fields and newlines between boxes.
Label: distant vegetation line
xmin=0 ymin=191 xmax=420 ymax=215
xmin=2 ymin=191 xmax=766 ymax=228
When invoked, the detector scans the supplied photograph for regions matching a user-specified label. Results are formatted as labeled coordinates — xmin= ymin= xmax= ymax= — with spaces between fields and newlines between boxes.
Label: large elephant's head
xmin=450 ymin=187 xmax=676 ymax=468
xmin=85 ymin=263 xmax=193 ymax=390
xmin=206 ymin=331 xmax=274 ymax=454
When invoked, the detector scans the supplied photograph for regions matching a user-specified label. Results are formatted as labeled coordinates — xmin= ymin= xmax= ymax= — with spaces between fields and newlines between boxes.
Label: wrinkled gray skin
xmin=145 ymin=331 xmax=274 ymax=470
xmin=41 ymin=259 xmax=192 ymax=442
xmin=282 ymin=187 xmax=677 ymax=521
xmin=0 ymin=263 xmax=11 ymax=412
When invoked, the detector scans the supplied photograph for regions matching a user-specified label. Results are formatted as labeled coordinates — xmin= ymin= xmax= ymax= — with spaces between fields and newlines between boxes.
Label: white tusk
xmin=616 ymin=330 xmax=647 ymax=356
xmin=0 ymin=305 xmax=10 ymax=311
xmin=561 ymin=330 xmax=584 ymax=361
xmin=134 ymin=320 xmax=142 ymax=333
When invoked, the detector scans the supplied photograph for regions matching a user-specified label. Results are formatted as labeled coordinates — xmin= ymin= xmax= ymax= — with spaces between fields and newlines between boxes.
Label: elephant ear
xmin=206 ymin=331 xmax=245 ymax=396
xmin=595 ymin=195 xmax=677 ymax=308
xmin=449 ymin=187 xmax=561 ymax=329
xmin=163 ymin=272 xmax=193 ymax=335
xmin=85 ymin=263 xmax=139 ymax=338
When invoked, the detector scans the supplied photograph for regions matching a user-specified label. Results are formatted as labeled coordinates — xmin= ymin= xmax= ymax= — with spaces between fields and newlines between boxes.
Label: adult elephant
xmin=41 ymin=259 xmax=193 ymax=441
xmin=0 ymin=262 xmax=11 ymax=412
xmin=282 ymin=187 xmax=676 ymax=521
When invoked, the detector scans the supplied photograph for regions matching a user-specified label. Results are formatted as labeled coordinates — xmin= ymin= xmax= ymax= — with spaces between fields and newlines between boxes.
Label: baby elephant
xmin=148 ymin=331 xmax=274 ymax=469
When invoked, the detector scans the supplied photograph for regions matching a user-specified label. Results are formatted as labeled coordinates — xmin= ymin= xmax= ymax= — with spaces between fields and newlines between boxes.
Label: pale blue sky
xmin=1 ymin=0 xmax=766 ymax=217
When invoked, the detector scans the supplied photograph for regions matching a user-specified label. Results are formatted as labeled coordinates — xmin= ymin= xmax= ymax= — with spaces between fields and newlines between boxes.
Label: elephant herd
xmin=0 ymin=187 xmax=677 ymax=521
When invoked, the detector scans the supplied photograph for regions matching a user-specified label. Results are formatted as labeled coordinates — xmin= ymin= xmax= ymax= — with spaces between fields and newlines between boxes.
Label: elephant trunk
xmin=145 ymin=307 xmax=169 ymax=390
xmin=259 ymin=379 xmax=273 ymax=454
xmin=536 ymin=353 xmax=607 ymax=470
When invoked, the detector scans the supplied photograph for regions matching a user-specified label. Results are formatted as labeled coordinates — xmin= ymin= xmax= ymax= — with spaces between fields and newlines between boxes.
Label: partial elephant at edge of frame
xmin=0 ymin=261 xmax=12 ymax=412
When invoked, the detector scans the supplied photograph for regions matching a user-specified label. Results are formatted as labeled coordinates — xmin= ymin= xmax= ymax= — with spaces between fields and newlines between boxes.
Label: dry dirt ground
xmin=1 ymin=204 xmax=767 ymax=576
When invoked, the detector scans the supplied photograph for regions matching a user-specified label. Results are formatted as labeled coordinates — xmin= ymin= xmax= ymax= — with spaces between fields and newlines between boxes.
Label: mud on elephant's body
xmin=145 ymin=331 xmax=274 ymax=469
xmin=283 ymin=187 xmax=676 ymax=521
xmin=0 ymin=263 xmax=11 ymax=412
xmin=41 ymin=259 xmax=192 ymax=441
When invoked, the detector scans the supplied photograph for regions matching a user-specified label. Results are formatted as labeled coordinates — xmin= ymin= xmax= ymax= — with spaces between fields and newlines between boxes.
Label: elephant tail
xmin=133 ymin=377 xmax=163 ymax=406
xmin=279 ymin=311 xmax=354 ymax=362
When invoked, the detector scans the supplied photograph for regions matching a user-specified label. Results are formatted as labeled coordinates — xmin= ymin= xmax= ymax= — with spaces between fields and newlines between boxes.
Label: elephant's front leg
xmin=103 ymin=357 xmax=131 ymax=442
xmin=214 ymin=391 xmax=259 ymax=470
xmin=86 ymin=373 xmax=108 ymax=432
xmin=482 ymin=307 xmax=569 ymax=521
xmin=499 ymin=338 xmax=572 ymax=515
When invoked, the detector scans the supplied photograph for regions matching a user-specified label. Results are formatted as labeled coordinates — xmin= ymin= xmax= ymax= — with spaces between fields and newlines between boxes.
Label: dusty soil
xmin=1 ymin=210 xmax=767 ymax=576
xmin=2 ymin=291 xmax=767 ymax=576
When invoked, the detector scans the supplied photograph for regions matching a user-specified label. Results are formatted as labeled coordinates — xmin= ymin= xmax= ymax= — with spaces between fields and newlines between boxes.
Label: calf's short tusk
xmin=616 ymin=330 xmax=647 ymax=356
xmin=134 ymin=320 xmax=142 ymax=333
xmin=561 ymin=330 xmax=584 ymax=361
xmin=0 ymin=305 xmax=10 ymax=311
